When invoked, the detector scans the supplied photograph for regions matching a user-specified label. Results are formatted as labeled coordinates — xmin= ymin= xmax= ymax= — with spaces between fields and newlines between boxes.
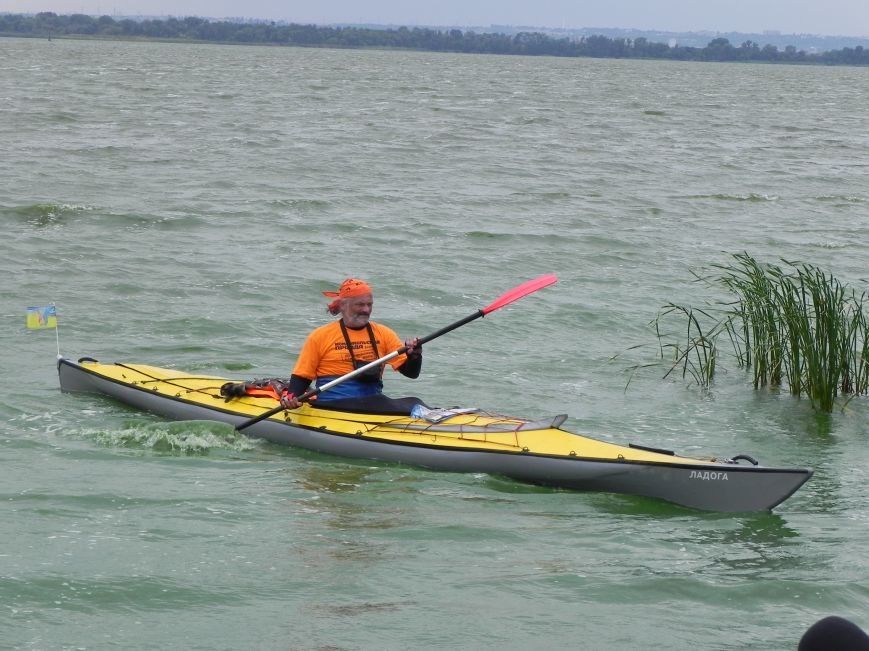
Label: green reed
xmin=652 ymin=303 xmax=720 ymax=388
xmin=650 ymin=253 xmax=869 ymax=412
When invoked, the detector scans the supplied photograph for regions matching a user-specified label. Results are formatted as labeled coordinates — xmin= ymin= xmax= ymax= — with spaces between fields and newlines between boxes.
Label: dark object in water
xmin=799 ymin=616 xmax=869 ymax=651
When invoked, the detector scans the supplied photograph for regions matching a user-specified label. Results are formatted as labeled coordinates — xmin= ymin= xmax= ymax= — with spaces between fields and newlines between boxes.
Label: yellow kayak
xmin=58 ymin=356 xmax=812 ymax=512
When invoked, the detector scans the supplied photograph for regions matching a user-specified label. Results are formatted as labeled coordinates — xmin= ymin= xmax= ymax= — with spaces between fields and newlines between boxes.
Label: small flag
xmin=26 ymin=305 xmax=58 ymax=330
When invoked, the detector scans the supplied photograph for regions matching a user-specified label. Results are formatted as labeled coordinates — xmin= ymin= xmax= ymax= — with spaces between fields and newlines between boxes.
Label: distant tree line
xmin=3 ymin=12 xmax=869 ymax=65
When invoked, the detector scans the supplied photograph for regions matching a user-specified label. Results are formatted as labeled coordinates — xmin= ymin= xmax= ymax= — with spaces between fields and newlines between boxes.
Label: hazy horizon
xmin=2 ymin=0 xmax=868 ymax=38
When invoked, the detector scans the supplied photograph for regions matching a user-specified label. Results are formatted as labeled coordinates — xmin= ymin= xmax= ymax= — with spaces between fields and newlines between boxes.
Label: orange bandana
xmin=323 ymin=278 xmax=373 ymax=299
xmin=323 ymin=278 xmax=373 ymax=312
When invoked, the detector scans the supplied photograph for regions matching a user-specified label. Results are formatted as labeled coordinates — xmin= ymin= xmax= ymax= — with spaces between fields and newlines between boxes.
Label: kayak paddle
xmin=236 ymin=274 xmax=558 ymax=431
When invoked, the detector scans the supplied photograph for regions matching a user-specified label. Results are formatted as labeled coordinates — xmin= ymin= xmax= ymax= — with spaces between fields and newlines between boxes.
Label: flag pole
xmin=53 ymin=303 xmax=61 ymax=358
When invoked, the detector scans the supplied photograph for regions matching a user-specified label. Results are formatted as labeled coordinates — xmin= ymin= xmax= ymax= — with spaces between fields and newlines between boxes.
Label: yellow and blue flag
xmin=26 ymin=305 xmax=58 ymax=330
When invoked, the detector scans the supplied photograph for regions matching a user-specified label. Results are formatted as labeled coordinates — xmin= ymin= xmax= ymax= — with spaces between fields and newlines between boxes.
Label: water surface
xmin=2 ymin=37 xmax=868 ymax=650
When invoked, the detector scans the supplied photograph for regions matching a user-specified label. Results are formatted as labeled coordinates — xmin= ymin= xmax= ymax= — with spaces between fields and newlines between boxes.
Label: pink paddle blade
xmin=482 ymin=274 xmax=558 ymax=314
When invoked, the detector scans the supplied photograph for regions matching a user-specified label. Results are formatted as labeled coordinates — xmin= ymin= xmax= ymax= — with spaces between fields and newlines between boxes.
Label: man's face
xmin=341 ymin=294 xmax=373 ymax=328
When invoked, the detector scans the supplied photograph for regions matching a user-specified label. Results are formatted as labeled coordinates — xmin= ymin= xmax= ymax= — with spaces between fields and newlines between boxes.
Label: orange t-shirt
xmin=292 ymin=320 xmax=407 ymax=380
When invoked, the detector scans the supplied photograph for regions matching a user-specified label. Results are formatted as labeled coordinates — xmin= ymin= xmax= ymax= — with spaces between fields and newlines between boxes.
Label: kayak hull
xmin=57 ymin=357 xmax=813 ymax=512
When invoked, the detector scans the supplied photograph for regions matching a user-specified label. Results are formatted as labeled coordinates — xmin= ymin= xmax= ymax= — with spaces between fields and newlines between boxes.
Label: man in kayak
xmin=279 ymin=278 xmax=422 ymax=409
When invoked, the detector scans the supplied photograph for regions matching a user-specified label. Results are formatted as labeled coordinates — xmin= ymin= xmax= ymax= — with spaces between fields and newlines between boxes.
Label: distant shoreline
xmin=3 ymin=12 xmax=868 ymax=66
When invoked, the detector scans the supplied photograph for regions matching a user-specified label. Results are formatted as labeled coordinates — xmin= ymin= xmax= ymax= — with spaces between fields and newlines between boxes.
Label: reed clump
xmin=649 ymin=252 xmax=869 ymax=412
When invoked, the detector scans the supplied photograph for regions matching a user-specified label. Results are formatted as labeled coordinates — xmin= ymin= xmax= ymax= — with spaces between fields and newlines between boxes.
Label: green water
xmin=2 ymin=37 xmax=869 ymax=650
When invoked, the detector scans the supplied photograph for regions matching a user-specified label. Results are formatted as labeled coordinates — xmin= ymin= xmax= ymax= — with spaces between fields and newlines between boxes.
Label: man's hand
xmin=280 ymin=392 xmax=302 ymax=409
xmin=404 ymin=337 xmax=422 ymax=358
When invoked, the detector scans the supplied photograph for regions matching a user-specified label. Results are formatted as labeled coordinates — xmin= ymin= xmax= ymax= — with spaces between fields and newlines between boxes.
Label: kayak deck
xmin=68 ymin=359 xmax=714 ymax=465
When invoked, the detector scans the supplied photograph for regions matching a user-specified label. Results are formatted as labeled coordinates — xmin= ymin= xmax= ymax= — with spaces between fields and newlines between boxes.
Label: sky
xmin=2 ymin=0 xmax=868 ymax=38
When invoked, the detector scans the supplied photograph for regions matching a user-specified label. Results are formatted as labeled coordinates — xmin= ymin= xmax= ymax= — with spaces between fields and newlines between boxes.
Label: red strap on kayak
xmin=244 ymin=387 xmax=282 ymax=400
xmin=243 ymin=386 xmax=314 ymax=403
